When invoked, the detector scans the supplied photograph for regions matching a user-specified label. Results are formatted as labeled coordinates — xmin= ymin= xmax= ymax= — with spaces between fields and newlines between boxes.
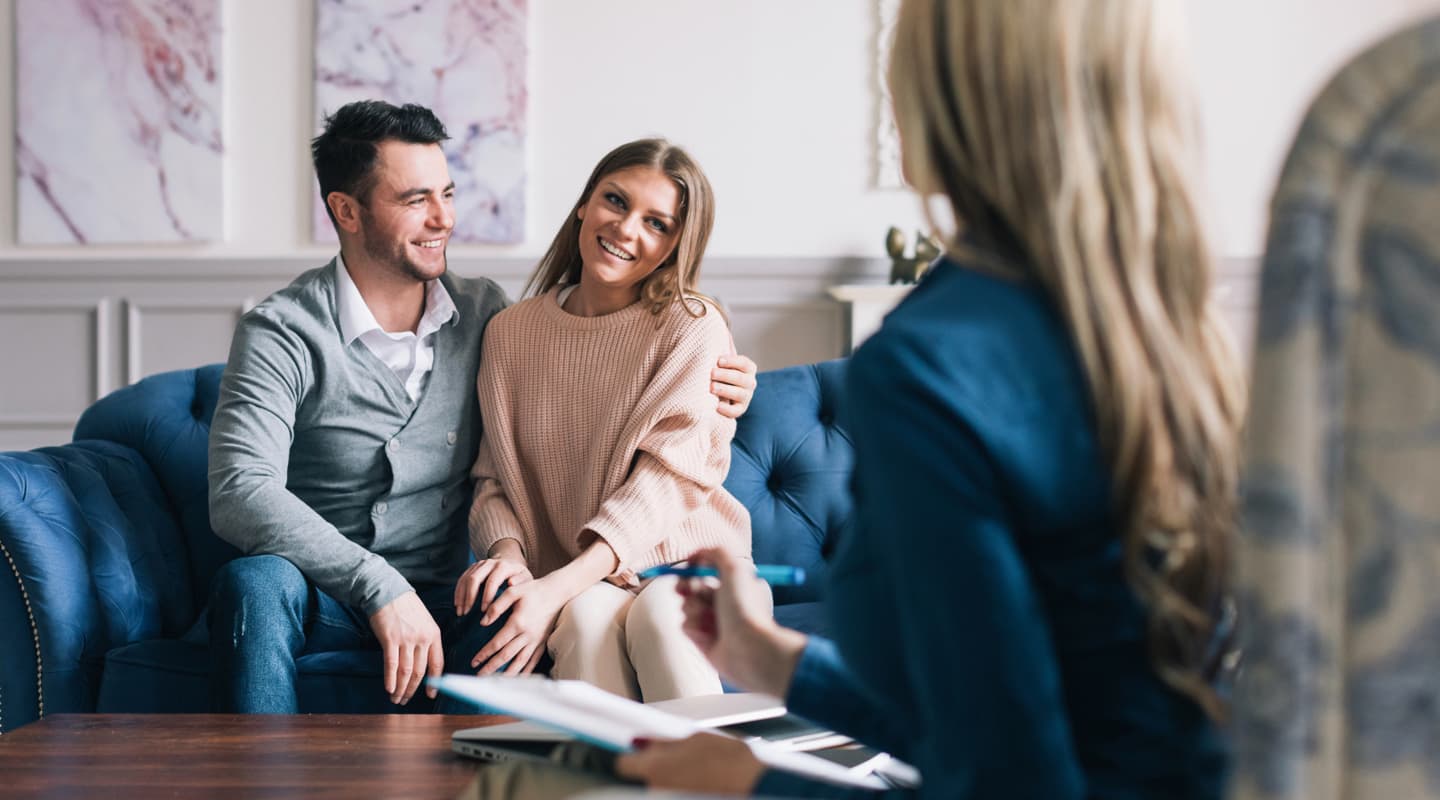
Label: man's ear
xmin=328 ymin=192 xmax=363 ymax=235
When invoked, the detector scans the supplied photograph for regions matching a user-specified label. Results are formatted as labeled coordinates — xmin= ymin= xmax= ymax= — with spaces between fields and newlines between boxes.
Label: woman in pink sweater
xmin=456 ymin=139 xmax=753 ymax=701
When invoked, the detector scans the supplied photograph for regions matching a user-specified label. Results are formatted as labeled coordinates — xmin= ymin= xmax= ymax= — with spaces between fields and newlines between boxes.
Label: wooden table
xmin=0 ymin=713 xmax=511 ymax=799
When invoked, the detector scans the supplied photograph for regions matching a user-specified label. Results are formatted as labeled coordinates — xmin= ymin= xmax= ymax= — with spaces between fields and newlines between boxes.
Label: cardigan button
xmin=446 ymin=431 xmax=458 ymax=446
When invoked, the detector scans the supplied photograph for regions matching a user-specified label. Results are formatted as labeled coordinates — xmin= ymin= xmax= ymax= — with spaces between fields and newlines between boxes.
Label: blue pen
xmin=637 ymin=564 xmax=806 ymax=586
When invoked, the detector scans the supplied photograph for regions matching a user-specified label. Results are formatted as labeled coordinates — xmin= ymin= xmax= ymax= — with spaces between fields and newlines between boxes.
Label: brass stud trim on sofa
xmin=0 ymin=536 xmax=43 ymax=733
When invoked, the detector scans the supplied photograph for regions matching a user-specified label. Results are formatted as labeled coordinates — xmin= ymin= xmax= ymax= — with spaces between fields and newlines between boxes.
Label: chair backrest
xmin=72 ymin=360 xmax=854 ymax=609
xmin=1232 ymin=16 xmax=1440 ymax=800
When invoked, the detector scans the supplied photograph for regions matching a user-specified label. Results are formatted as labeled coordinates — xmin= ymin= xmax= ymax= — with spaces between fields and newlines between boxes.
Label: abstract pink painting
xmin=313 ymin=0 xmax=528 ymax=244
xmin=17 ymin=0 xmax=223 ymax=244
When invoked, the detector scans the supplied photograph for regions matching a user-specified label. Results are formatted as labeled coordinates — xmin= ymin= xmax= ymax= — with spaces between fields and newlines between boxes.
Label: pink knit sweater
xmin=467 ymin=287 xmax=751 ymax=585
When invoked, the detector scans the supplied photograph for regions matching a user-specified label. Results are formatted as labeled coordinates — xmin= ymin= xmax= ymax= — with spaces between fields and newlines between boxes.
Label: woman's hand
xmin=615 ymin=732 xmax=766 ymax=795
xmin=454 ymin=556 xmax=533 ymax=617
xmin=679 ymin=548 xmax=808 ymax=697
xmin=467 ymin=575 xmax=568 ymax=675
xmin=712 ymin=354 xmax=758 ymax=419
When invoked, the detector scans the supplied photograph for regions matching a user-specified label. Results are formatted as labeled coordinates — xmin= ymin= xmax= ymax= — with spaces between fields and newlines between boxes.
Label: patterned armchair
xmin=1232 ymin=15 xmax=1440 ymax=800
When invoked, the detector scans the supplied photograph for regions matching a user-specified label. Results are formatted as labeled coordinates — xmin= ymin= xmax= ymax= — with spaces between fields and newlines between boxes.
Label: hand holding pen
xmin=665 ymin=548 xmax=811 ymax=698
xmin=639 ymin=563 xmax=806 ymax=586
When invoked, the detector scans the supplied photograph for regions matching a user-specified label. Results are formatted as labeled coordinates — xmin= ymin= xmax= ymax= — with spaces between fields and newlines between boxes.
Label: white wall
xmin=2 ymin=0 xmax=1437 ymax=260
xmin=3 ymin=0 xmax=1440 ymax=449
xmin=0 ymin=0 xmax=928 ymax=260
xmin=1187 ymin=0 xmax=1440 ymax=257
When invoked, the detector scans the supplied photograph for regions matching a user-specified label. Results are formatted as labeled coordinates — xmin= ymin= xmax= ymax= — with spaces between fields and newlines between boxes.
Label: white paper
xmin=430 ymin=675 xmax=888 ymax=790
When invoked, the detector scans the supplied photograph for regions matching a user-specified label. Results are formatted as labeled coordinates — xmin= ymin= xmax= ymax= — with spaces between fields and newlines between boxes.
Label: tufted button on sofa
xmin=0 ymin=359 xmax=851 ymax=731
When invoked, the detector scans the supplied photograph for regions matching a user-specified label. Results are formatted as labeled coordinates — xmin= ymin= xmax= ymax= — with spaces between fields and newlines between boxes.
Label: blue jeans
xmin=208 ymin=554 xmax=520 ymax=713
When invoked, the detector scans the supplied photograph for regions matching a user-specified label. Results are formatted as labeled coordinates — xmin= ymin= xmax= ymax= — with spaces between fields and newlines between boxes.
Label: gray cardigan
xmin=208 ymin=260 xmax=508 ymax=614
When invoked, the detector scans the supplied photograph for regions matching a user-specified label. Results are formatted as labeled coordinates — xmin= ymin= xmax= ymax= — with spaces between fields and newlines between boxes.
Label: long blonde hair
xmin=889 ymin=0 xmax=1246 ymax=716
xmin=526 ymin=138 xmax=716 ymax=318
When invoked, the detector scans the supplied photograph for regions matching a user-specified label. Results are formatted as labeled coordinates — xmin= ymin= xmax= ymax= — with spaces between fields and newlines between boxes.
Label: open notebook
xmin=451 ymin=691 xmax=802 ymax=761
xmin=432 ymin=674 xmax=889 ymax=790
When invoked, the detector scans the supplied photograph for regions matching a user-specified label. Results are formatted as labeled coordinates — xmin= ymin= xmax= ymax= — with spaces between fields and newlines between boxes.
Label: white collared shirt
xmin=334 ymin=253 xmax=457 ymax=401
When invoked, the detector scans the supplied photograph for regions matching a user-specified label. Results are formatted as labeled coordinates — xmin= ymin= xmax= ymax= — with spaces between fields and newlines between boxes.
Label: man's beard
xmin=360 ymin=214 xmax=446 ymax=282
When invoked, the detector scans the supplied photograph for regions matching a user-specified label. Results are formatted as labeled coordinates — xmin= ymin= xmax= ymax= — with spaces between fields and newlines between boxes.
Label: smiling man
xmin=205 ymin=101 xmax=758 ymax=713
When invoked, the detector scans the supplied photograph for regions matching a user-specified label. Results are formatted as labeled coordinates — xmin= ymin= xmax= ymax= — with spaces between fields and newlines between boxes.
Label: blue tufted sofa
xmin=0 ymin=360 xmax=851 ymax=732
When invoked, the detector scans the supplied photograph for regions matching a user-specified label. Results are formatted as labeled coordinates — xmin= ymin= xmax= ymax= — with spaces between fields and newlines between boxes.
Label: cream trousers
xmin=546 ymin=575 xmax=723 ymax=702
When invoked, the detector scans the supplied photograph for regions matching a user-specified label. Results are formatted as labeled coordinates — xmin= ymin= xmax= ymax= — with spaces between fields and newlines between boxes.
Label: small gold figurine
xmin=885 ymin=227 xmax=943 ymax=284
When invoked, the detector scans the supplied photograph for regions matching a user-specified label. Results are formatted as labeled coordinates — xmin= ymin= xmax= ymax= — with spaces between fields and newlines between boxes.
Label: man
xmin=207 ymin=100 xmax=757 ymax=712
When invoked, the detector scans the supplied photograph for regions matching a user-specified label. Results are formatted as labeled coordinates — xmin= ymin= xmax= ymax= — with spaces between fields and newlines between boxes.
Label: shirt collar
xmin=334 ymin=252 xmax=458 ymax=344
xmin=418 ymin=270 xmax=459 ymax=338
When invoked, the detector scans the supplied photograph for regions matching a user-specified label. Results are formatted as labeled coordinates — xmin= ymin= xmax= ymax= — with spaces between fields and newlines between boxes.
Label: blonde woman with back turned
xmin=616 ymin=0 xmax=1246 ymax=796
xmin=455 ymin=139 xmax=753 ymax=702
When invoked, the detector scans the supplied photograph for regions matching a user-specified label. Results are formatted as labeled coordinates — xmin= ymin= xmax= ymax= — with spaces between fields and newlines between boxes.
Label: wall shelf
xmin=827 ymin=283 xmax=913 ymax=353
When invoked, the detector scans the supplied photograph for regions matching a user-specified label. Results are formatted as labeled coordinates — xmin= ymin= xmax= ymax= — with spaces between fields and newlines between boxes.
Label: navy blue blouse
xmin=756 ymin=258 xmax=1227 ymax=798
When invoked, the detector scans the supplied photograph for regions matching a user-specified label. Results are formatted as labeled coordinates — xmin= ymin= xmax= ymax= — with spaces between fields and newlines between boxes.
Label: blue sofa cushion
xmin=724 ymin=360 xmax=851 ymax=606
xmin=98 ymin=639 xmax=441 ymax=714
xmin=773 ymin=602 xmax=830 ymax=639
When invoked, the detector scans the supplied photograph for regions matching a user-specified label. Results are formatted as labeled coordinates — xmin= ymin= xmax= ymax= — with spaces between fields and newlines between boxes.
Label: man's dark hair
xmin=311 ymin=100 xmax=450 ymax=228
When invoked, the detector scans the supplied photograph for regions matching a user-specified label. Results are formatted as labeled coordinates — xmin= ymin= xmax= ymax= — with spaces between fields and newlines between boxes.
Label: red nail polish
xmin=631 ymin=737 xmax=652 ymax=750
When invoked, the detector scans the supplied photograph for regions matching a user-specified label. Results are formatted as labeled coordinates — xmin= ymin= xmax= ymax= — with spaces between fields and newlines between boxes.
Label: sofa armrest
xmin=0 ymin=519 xmax=45 ymax=732
xmin=1 ymin=454 xmax=99 ymax=731
xmin=0 ymin=444 xmax=192 ymax=732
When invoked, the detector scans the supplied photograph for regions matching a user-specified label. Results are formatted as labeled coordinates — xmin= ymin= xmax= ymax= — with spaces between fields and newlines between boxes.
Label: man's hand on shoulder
xmin=712 ymin=354 xmax=758 ymax=420
xmin=368 ymin=590 xmax=443 ymax=705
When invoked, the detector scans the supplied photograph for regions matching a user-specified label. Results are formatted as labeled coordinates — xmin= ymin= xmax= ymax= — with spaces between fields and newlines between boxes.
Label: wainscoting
xmin=0 ymin=256 xmax=1258 ymax=451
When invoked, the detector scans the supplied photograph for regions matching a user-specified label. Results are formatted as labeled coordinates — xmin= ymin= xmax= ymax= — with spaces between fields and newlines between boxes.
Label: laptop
xmin=451 ymin=691 xmax=789 ymax=763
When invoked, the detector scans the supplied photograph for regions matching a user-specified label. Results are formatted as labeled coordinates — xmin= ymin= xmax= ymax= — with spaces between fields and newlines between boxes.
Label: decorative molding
xmin=0 ymin=300 xmax=106 ymax=421
xmin=0 ymin=255 xmax=1266 ymax=445
xmin=724 ymin=298 xmax=839 ymax=311
xmin=0 ymin=415 xmax=76 ymax=429
xmin=123 ymin=298 xmax=253 ymax=385
xmin=97 ymin=300 xmax=112 ymax=398
xmin=0 ymin=256 xmax=342 ymax=281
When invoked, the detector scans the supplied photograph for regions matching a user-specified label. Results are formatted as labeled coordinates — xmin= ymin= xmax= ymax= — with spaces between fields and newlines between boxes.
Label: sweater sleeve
xmin=753 ymin=642 xmax=919 ymax=798
xmin=208 ymin=309 xmax=412 ymax=615
xmin=467 ymin=431 xmax=528 ymax=560
xmin=749 ymin=639 xmax=918 ymax=798
xmin=467 ymin=321 xmax=531 ymax=562
xmin=582 ymin=309 xmax=737 ymax=572
xmin=784 ymin=638 xmax=910 ymax=759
